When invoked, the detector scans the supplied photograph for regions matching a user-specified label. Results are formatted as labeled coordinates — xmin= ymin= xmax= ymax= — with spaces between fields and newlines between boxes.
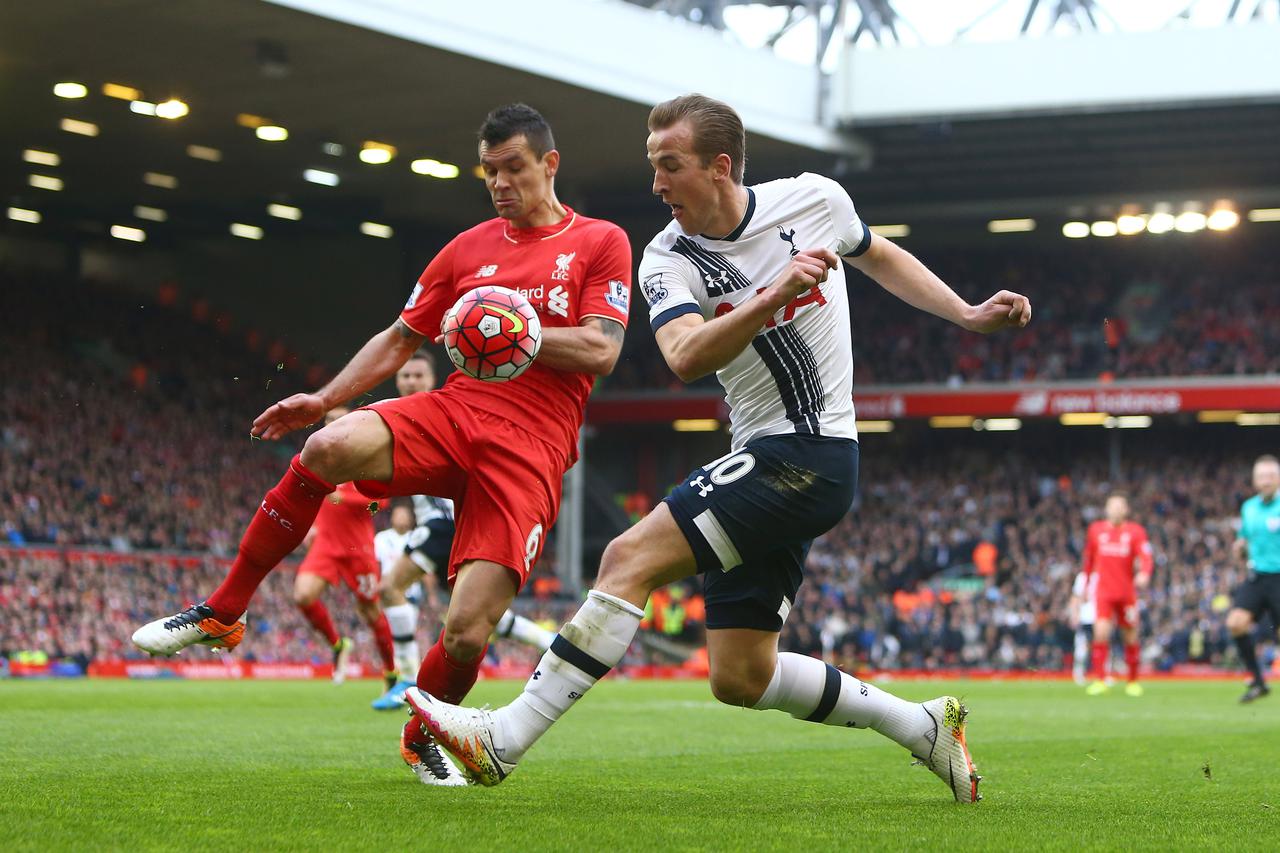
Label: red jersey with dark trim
xmin=308 ymin=482 xmax=376 ymax=561
xmin=400 ymin=207 xmax=632 ymax=464
xmin=1082 ymin=520 xmax=1153 ymax=600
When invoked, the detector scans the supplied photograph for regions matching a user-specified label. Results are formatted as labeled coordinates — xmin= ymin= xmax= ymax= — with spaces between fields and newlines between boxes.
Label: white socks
xmin=493 ymin=590 xmax=643 ymax=761
xmin=383 ymin=603 xmax=419 ymax=682
xmin=752 ymin=652 xmax=931 ymax=751
xmin=495 ymin=610 xmax=556 ymax=652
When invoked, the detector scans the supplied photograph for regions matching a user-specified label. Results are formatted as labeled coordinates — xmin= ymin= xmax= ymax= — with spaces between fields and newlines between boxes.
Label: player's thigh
xmin=300 ymin=410 xmax=395 ymax=484
xmin=706 ymin=627 xmax=780 ymax=706
xmin=446 ymin=560 xmax=519 ymax=634
xmin=702 ymin=539 xmax=808 ymax=634
xmin=381 ymin=553 xmax=425 ymax=596
xmin=351 ymin=392 xmax=471 ymax=501
xmin=596 ymin=503 xmax=699 ymax=605
xmin=293 ymin=569 xmax=330 ymax=605
xmin=1226 ymin=606 xmax=1256 ymax=634
xmin=1092 ymin=616 xmax=1115 ymax=642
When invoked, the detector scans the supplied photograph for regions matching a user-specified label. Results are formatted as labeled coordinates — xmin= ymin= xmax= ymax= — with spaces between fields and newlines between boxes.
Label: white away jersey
xmin=375 ymin=527 xmax=411 ymax=575
xmin=1072 ymin=571 xmax=1097 ymax=625
xmin=640 ymin=173 xmax=871 ymax=449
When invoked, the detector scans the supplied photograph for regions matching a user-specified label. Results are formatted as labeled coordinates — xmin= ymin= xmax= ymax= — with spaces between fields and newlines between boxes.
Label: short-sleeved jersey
xmin=374 ymin=526 xmax=411 ymax=575
xmin=1240 ymin=494 xmax=1280 ymax=573
xmin=639 ymin=173 xmax=871 ymax=450
xmin=400 ymin=207 xmax=631 ymax=464
xmin=1082 ymin=520 xmax=1153 ymax=600
xmin=309 ymin=481 xmax=376 ymax=561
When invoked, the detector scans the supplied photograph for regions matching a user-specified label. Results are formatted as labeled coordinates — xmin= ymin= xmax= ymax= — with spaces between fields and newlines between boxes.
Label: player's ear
xmin=543 ymin=148 xmax=560 ymax=179
xmin=711 ymin=152 xmax=732 ymax=183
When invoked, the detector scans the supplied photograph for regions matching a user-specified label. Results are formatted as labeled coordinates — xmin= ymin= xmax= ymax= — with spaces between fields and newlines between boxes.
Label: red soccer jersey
xmin=1082 ymin=520 xmax=1153 ymax=600
xmin=308 ymin=482 xmax=376 ymax=561
xmin=399 ymin=207 xmax=632 ymax=464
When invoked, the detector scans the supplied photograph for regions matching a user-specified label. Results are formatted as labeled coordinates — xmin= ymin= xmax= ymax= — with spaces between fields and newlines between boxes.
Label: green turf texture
xmin=1 ymin=678 xmax=1276 ymax=851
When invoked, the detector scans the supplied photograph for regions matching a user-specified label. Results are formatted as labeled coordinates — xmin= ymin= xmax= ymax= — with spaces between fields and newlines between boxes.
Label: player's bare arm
xmin=846 ymin=237 xmax=1032 ymax=333
xmin=536 ymin=317 xmax=625 ymax=375
xmin=655 ymin=249 xmax=836 ymax=382
xmin=1233 ymin=537 xmax=1249 ymax=562
xmin=252 ymin=319 xmax=426 ymax=441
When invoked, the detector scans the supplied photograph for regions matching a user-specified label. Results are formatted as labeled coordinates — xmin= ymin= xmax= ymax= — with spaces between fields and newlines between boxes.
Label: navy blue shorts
xmin=664 ymin=434 xmax=859 ymax=632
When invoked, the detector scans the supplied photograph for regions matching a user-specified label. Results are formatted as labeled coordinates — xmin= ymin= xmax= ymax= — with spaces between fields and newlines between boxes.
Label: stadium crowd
xmin=1 ymin=267 xmax=1274 ymax=675
xmin=609 ymin=249 xmax=1280 ymax=389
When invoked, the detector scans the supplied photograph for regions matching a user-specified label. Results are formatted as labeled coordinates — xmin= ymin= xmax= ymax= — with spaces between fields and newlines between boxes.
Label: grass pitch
xmin=1 ymin=678 xmax=1276 ymax=851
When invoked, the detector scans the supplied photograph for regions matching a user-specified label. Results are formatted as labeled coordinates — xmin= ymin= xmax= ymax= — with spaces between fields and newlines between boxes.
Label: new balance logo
xmin=548 ymin=285 xmax=569 ymax=318
xmin=475 ymin=264 xmax=498 ymax=278
xmin=778 ymin=225 xmax=798 ymax=256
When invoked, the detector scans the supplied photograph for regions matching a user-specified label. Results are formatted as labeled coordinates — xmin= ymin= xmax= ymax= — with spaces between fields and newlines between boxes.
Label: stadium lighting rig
xmin=1059 ymin=200 xmax=1250 ymax=240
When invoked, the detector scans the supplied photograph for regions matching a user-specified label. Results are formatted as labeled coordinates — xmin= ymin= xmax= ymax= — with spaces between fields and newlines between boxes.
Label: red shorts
xmin=298 ymin=551 xmax=380 ymax=602
xmin=355 ymin=390 xmax=565 ymax=589
xmin=1094 ymin=596 xmax=1138 ymax=629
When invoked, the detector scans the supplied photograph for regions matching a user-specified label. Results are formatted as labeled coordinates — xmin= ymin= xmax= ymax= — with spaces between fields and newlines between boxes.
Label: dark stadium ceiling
xmin=3 ymin=0 xmax=1280 ymax=245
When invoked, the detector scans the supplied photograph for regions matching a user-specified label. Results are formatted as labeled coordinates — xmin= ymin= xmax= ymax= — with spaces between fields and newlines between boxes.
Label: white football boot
xmin=400 ymin=722 xmax=468 ymax=787
xmin=913 ymin=696 xmax=982 ymax=803
xmin=405 ymin=687 xmax=515 ymax=786
xmin=132 ymin=603 xmax=245 ymax=656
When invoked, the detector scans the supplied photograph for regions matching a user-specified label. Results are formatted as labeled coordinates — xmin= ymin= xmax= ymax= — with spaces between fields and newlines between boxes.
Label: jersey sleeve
xmin=812 ymin=174 xmax=872 ymax=258
xmin=638 ymin=242 xmax=702 ymax=332
xmin=399 ymin=238 xmax=460 ymax=337
xmin=576 ymin=224 xmax=633 ymax=328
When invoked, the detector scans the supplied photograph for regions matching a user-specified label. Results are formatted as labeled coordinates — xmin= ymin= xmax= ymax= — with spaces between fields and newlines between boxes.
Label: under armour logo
xmin=777 ymin=225 xmax=798 ymax=256
xmin=690 ymin=476 xmax=713 ymax=498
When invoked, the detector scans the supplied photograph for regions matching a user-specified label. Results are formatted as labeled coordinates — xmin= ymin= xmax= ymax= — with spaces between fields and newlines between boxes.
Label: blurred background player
xmin=1226 ymin=454 xmax=1280 ymax=704
xmin=292 ymin=405 xmax=397 ymax=688
xmin=132 ymin=103 xmax=631 ymax=788
xmin=1083 ymin=493 xmax=1153 ymax=696
xmin=1069 ymin=568 xmax=1098 ymax=686
xmin=410 ymin=93 xmax=1030 ymax=802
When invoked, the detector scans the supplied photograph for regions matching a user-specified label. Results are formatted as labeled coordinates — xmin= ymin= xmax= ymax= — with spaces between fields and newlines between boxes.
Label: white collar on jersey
xmin=502 ymin=210 xmax=577 ymax=244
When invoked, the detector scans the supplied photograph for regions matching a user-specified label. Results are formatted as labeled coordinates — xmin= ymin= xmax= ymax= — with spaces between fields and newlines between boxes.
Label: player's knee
xmin=355 ymin=599 xmax=380 ymax=623
xmin=708 ymin=669 xmax=770 ymax=708
xmin=300 ymin=427 xmax=347 ymax=479
xmin=1226 ymin=609 xmax=1253 ymax=635
xmin=597 ymin=531 xmax=656 ymax=592
xmin=293 ymin=588 xmax=317 ymax=608
xmin=442 ymin=614 xmax=494 ymax=663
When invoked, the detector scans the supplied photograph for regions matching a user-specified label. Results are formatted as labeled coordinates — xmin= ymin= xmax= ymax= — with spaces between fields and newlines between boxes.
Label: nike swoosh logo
xmin=484 ymin=304 xmax=524 ymax=334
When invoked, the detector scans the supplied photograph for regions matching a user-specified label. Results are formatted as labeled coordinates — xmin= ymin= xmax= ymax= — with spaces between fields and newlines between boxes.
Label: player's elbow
xmin=665 ymin=352 xmax=706 ymax=383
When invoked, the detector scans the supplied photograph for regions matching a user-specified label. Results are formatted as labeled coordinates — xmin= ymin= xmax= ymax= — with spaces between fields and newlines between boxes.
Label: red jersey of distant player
xmin=297 ymin=481 xmax=380 ymax=601
xmin=1082 ymin=520 xmax=1153 ymax=627
xmin=398 ymin=208 xmax=631 ymax=464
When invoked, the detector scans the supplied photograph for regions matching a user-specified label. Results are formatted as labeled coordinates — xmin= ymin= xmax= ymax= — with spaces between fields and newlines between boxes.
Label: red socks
xmin=1091 ymin=641 xmax=1109 ymax=680
xmin=372 ymin=614 xmax=396 ymax=674
xmin=1124 ymin=643 xmax=1140 ymax=683
xmin=416 ymin=632 xmax=486 ymax=704
xmin=206 ymin=455 xmax=334 ymax=622
xmin=299 ymin=600 xmax=340 ymax=647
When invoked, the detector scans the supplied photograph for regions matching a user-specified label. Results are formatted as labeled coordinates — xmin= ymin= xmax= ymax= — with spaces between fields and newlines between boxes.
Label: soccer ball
xmin=442 ymin=286 xmax=542 ymax=382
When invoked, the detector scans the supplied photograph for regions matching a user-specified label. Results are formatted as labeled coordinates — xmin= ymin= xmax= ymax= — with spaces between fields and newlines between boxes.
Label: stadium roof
xmin=3 ymin=0 xmax=1279 ymax=244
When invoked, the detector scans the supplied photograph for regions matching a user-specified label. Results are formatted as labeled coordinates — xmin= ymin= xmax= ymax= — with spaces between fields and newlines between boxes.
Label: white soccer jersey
xmin=1072 ymin=571 xmax=1097 ymax=625
xmin=411 ymin=495 xmax=454 ymax=527
xmin=375 ymin=527 xmax=411 ymax=575
xmin=640 ymin=173 xmax=872 ymax=449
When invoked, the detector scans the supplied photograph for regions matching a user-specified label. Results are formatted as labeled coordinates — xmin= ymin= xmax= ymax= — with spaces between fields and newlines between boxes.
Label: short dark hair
xmin=1257 ymin=454 xmax=1279 ymax=466
xmin=478 ymin=104 xmax=555 ymax=159
xmin=649 ymin=93 xmax=747 ymax=184
xmin=405 ymin=348 xmax=434 ymax=366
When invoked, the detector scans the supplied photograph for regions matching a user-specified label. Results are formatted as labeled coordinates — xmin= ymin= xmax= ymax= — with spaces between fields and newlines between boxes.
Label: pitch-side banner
xmin=589 ymin=379 xmax=1280 ymax=423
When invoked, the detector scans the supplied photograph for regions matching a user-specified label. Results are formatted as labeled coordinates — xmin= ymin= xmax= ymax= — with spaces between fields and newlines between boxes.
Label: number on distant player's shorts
xmin=709 ymin=452 xmax=755 ymax=486
xmin=525 ymin=523 xmax=544 ymax=570
xmin=356 ymin=573 xmax=379 ymax=601
xmin=1123 ymin=603 xmax=1139 ymax=626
